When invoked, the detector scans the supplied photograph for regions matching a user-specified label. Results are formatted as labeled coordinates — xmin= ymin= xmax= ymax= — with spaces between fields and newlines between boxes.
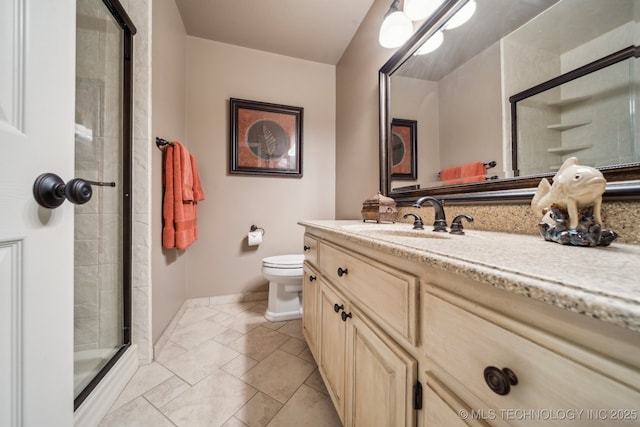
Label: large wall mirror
xmin=380 ymin=0 xmax=640 ymax=203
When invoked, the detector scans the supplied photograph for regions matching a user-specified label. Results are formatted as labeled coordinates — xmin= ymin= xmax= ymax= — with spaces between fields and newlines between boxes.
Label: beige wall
xmin=184 ymin=37 xmax=336 ymax=298
xmin=151 ymin=0 xmax=188 ymax=342
xmin=336 ymin=0 xmax=398 ymax=219
xmin=390 ymin=76 xmax=440 ymax=189
xmin=438 ymin=42 xmax=503 ymax=172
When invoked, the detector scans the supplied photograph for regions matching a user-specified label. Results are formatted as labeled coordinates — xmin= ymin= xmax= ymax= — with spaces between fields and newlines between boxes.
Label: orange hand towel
xmin=181 ymin=143 xmax=194 ymax=202
xmin=162 ymin=145 xmax=176 ymax=248
xmin=460 ymin=162 xmax=486 ymax=178
xmin=190 ymin=153 xmax=205 ymax=202
xmin=439 ymin=166 xmax=461 ymax=182
xmin=162 ymin=141 xmax=205 ymax=250
xmin=189 ymin=153 xmax=204 ymax=241
xmin=461 ymin=175 xmax=486 ymax=183
xmin=173 ymin=142 xmax=194 ymax=250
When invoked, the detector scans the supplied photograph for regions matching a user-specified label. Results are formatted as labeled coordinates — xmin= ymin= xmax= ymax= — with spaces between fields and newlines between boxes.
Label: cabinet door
xmin=319 ymin=281 xmax=347 ymax=423
xmin=345 ymin=312 xmax=417 ymax=427
xmin=302 ymin=264 xmax=320 ymax=361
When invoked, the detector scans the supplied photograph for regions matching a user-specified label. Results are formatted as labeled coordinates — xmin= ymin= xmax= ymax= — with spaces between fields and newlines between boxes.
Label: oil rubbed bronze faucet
xmin=403 ymin=213 xmax=424 ymax=230
xmin=413 ymin=196 xmax=447 ymax=232
xmin=450 ymin=214 xmax=474 ymax=235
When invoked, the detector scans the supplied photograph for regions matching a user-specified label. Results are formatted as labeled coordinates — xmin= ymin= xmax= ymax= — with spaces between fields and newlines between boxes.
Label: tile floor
xmin=100 ymin=300 xmax=342 ymax=427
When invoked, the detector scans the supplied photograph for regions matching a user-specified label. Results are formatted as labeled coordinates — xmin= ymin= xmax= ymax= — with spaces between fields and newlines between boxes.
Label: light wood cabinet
xmin=424 ymin=285 xmax=640 ymax=426
xmin=300 ymin=225 xmax=640 ymax=427
xmin=345 ymin=310 xmax=416 ymax=427
xmin=304 ymin=232 xmax=419 ymax=427
xmin=319 ymin=240 xmax=419 ymax=346
xmin=318 ymin=278 xmax=417 ymax=427
xmin=303 ymin=234 xmax=318 ymax=266
xmin=302 ymin=263 xmax=320 ymax=360
xmin=319 ymin=280 xmax=348 ymax=423
xmin=424 ymin=376 xmax=488 ymax=427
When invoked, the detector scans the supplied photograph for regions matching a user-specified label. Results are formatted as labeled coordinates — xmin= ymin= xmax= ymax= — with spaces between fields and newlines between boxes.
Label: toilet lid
xmin=263 ymin=254 xmax=304 ymax=268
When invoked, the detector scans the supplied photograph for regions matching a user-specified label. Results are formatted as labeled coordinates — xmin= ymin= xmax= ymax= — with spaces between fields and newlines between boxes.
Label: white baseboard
xmin=74 ymin=345 xmax=138 ymax=427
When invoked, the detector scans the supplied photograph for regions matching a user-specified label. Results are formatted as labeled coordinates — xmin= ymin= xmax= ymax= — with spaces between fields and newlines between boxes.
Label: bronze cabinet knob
xmin=483 ymin=366 xmax=518 ymax=395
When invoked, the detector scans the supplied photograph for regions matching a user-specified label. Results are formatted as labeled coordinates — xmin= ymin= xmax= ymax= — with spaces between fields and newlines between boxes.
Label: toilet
xmin=262 ymin=254 xmax=305 ymax=322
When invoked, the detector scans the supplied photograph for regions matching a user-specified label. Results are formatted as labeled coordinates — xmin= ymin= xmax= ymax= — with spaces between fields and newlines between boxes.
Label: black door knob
xmin=309 ymin=275 xmax=316 ymax=282
xmin=483 ymin=366 xmax=518 ymax=395
xmin=64 ymin=178 xmax=93 ymax=205
xmin=33 ymin=173 xmax=115 ymax=209
xmin=334 ymin=303 xmax=344 ymax=313
xmin=304 ymin=245 xmax=311 ymax=251
xmin=337 ymin=267 xmax=348 ymax=277
xmin=341 ymin=311 xmax=352 ymax=322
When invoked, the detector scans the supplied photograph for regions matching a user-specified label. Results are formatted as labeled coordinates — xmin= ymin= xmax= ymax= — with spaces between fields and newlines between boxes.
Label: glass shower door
xmin=74 ymin=0 xmax=133 ymax=406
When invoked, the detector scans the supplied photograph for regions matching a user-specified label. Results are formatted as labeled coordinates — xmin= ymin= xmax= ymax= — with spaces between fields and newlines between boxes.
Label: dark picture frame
xmin=229 ymin=98 xmax=303 ymax=177
xmin=390 ymin=118 xmax=417 ymax=180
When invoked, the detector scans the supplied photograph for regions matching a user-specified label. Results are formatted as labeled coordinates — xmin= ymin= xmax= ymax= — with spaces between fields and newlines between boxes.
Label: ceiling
xmin=174 ymin=0 xmax=377 ymax=65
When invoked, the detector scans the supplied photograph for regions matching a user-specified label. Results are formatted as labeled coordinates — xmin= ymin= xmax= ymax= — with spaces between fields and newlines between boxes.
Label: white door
xmin=0 ymin=1 xmax=76 ymax=426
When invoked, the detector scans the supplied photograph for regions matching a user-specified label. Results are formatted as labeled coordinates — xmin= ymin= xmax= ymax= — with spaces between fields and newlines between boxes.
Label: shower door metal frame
xmin=74 ymin=0 xmax=136 ymax=411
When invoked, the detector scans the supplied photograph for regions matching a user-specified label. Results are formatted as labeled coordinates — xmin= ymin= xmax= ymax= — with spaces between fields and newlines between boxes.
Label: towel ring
xmin=250 ymin=224 xmax=265 ymax=236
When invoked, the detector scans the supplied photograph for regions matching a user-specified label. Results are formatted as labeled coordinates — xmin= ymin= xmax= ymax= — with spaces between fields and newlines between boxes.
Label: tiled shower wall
xmin=125 ymin=0 xmax=153 ymax=364
xmin=503 ymin=20 xmax=640 ymax=176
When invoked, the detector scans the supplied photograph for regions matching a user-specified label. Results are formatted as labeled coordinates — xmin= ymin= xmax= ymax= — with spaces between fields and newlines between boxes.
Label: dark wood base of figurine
xmin=538 ymin=205 xmax=618 ymax=247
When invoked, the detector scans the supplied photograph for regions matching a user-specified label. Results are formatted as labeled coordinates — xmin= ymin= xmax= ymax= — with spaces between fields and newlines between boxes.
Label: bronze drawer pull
xmin=337 ymin=267 xmax=349 ymax=277
xmin=309 ymin=275 xmax=316 ymax=282
xmin=341 ymin=311 xmax=352 ymax=322
xmin=334 ymin=303 xmax=344 ymax=313
xmin=304 ymin=245 xmax=311 ymax=251
xmin=483 ymin=366 xmax=518 ymax=396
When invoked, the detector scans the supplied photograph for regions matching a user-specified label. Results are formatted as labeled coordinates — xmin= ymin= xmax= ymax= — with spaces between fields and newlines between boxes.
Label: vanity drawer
xmin=303 ymin=234 xmax=319 ymax=267
xmin=425 ymin=292 xmax=640 ymax=425
xmin=425 ymin=375 xmax=488 ymax=427
xmin=318 ymin=241 xmax=418 ymax=345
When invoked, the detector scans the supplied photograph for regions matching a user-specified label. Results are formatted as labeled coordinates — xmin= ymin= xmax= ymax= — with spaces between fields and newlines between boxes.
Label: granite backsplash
xmin=396 ymin=200 xmax=640 ymax=245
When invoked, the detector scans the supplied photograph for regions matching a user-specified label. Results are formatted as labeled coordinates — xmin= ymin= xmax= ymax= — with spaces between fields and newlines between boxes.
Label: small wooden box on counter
xmin=361 ymin=192 xmax=398 ymax=223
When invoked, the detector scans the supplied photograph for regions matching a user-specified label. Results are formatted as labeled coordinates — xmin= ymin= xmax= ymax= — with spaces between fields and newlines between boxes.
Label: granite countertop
xmin=299 ymin=220 xmax=640 ymax=333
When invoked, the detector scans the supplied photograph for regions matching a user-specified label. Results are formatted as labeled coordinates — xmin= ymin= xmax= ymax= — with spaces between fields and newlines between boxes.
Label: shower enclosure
xmin=74 ymin=0 xmax=135 ymax=409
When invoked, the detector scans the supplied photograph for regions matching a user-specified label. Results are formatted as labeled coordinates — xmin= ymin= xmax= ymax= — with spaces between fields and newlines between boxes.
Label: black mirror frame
xmin=379 ymin=0 xmax=640 ymax=205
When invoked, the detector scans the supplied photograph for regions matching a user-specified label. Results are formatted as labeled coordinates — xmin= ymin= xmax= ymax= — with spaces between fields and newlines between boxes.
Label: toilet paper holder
xmin=250 ymin=224 xmax=265 ymax=236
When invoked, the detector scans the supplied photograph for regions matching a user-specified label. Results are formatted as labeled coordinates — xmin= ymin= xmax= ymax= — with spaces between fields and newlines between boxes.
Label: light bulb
xmin=444 ymin=0 xmax=476 ymax=30
xmin=379 ymin=10 xmax=414 ymax=48
xmin=404 ymin=0 xmax=445 ymax=21
xmin=415 ymin=30 xmax=443 ymax=55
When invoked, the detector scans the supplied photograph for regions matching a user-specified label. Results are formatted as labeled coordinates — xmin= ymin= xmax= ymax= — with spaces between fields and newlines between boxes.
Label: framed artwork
xmin=390 ymin=118 xmax=417 ymax=180
xmin=229 ymin=98 xmax=303 ymax=177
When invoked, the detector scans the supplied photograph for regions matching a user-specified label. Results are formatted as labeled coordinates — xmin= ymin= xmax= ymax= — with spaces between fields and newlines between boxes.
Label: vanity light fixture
xmin=404 ymin=0 xmax=445 ymax=21
xmin=414 ymin=30 xmax=443 ymax=55
xmin=444 ymin=0 xmax=476 ymax=29
xmin=379 ymin=0 xmax=414 ymax=48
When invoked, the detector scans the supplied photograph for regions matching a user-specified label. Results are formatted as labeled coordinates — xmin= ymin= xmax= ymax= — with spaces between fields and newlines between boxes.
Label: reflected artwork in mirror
xmin=379 ymin=0 xmax=640 ymax=202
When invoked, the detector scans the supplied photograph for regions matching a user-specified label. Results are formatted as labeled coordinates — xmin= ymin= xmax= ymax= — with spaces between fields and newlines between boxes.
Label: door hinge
xmin=413 ymin=381 xmax=423 ymax=410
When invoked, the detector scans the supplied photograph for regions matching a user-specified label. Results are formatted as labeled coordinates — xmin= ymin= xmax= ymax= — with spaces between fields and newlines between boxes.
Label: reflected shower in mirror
xmin=380 ymin=0 xmax=640 ymax=200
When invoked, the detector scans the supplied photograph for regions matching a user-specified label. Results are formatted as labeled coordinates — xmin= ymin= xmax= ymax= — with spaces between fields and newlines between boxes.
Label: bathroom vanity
xmin=299 ymin=220 xmax=640 ymax=426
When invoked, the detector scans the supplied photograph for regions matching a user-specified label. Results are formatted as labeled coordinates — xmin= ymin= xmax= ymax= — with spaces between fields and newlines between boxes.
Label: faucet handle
xmin=403 ymin=213 xmax=424 ymax=230
xmin=450 ymin=214 xmax=474 ymax=235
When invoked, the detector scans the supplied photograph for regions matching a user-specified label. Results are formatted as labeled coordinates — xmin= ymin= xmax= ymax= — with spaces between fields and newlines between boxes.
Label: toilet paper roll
xmin=247 ymin=230 xmax=263 ymax=246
